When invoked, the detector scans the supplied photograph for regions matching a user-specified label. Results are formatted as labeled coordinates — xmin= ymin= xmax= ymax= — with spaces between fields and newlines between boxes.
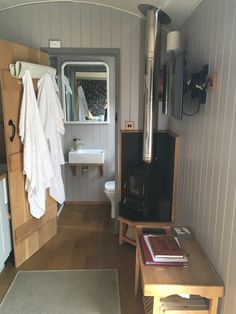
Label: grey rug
xmin=0 ymin=270 xmax=121 ymax=314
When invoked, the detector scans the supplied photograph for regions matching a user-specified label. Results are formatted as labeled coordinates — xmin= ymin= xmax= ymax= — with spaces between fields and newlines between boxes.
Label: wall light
xmin=166 ymin=31 xmax=180 ymax=53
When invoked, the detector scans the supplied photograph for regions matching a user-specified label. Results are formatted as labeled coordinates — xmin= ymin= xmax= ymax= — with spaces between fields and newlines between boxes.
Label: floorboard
xmin=0 ymin=204 xmax=144 ymax=314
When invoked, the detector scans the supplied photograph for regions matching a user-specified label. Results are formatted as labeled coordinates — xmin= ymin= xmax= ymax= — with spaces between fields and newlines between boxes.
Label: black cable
xmin=182 ymin=96 xmax=201 ymax=117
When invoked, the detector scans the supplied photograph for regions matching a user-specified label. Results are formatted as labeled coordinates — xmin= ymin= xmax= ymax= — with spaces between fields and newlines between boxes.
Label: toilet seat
xmin=105 ymin=181 xmax=115 ymax=192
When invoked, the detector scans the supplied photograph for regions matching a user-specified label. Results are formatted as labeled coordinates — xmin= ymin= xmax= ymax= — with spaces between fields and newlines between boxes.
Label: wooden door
xmin=2 ymin=70 xmax=57 ymax=267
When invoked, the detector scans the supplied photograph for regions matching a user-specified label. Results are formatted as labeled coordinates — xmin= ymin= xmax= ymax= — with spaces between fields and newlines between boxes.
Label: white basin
xmin=69 ymin=149 xmax=104 ymax=164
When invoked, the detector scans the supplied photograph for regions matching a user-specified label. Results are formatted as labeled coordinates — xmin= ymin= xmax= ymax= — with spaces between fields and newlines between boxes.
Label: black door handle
xmin=8 ymin=119 xmax=16 ymax=142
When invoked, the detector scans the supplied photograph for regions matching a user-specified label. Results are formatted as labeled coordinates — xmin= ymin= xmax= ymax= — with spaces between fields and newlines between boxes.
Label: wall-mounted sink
xmin=68 ymin=149 xmax=105 ymax=164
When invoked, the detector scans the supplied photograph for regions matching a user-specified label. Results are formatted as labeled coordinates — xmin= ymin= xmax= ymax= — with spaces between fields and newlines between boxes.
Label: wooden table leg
xmin=134 ymin=245 xmax=140 ymax=295
xmin=209 ymin=297 xmax=219 ymax=314
xmin=153 ymin=296 xmax=160 ymax=314
xmin=119 ymin=221 xmax=124 ymax=244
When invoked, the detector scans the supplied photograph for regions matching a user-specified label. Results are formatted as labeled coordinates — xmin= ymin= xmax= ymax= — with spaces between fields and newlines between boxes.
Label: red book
xmin=148 ymin=235 xmax=185 ymax=258
xmin=139 ymin=235 xmax=188 ymax=266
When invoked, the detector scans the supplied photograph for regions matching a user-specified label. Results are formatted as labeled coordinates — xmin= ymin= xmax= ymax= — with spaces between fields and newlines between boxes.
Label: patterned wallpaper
xmin=81 ymin=80 xmax=107 ymax=118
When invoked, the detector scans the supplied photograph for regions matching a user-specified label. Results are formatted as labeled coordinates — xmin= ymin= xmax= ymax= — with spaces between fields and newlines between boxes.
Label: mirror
xmin=61 ymin=61 xmax=109 ymax=124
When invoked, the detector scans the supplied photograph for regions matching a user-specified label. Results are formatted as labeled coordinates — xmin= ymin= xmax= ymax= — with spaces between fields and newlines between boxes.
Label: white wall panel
xmin=0 ymin=2 xmax=144 ymax=202
xmin=91 ymin=5 xmax=101 ymax=48
xmin=101 ymin=7 xmax=112 ymax=47
xmin=39 ymin=4 xmax=50 ymax=48
xmin=70 ymin=3 xmax=82 ymax=47
xmin=169 ymin=0 xmax=236 ymax=313
xmin=120 ymin=13 xmax=132 ymax=126
xmin=130 ymin=16 xmax=141 ymax=130
xmin=49 ymin=3 xmax=60 ymax=41
xmin=81 ymin=4 xmax=92 ymax=48
xmin=29 ymin=5 xmax=40 ymax=48
xmin=60 ymin=3 xmax=71 ymax=47
xmin=0 ymin=1 xmax=151 ymax=131
xmin=111 ymin=10 xmax=121 ymax=48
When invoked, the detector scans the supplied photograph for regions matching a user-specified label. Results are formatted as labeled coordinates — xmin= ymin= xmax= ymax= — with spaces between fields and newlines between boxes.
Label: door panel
xmin=2 ymin=70 xmax=57 ymax=267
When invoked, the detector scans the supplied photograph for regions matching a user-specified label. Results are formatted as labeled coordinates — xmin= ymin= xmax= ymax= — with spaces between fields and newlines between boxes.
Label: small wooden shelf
xmin=68 ymin=163 xmax=104 ymax=177
xmin=143 ymin=296 xmax=209 ymax=314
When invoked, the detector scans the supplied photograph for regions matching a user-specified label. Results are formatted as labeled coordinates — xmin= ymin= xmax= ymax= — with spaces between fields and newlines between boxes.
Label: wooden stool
xmin=118 ymin=216 xmax=172 ymax=246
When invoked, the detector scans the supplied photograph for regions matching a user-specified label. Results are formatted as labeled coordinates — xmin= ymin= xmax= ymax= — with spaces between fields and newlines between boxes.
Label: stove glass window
xmin=129 ymin=175 xmax=144 ymax=199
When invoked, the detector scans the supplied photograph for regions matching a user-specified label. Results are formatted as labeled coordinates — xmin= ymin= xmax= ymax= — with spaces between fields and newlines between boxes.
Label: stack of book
xmin=140 ymin=233 xmax=188 ymax=266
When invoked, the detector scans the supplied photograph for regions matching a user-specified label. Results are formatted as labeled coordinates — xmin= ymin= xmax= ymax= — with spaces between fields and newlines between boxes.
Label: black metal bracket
xmin=184 ymin=64 xmax=209 ymax=104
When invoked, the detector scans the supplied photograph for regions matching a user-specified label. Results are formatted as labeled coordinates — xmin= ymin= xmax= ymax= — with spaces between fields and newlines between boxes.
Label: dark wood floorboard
xmin=0 ymin=205 xmax=144 ymax=314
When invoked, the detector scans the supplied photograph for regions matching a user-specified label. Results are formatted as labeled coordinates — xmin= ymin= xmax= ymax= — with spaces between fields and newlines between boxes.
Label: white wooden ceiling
xmin=0 ymin=0 xmax=202 ymax=29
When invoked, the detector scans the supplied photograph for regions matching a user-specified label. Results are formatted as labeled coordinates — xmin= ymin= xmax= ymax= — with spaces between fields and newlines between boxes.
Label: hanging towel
xmin=19 ymin=70 xmax=54 ymax=219
xmin=62 ymin=76 xmax=73 ymax=121
xmin=63 ymin=76 xmax=72 ymax=95
xmin=74 ymin=85 xmax=89 ymax=121
xmin=38 ymin=73 xmax=65 ymax=204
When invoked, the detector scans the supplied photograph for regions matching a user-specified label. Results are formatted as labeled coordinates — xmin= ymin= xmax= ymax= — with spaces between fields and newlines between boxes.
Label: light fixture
xmin=166 ymin=31 xmax=180 ymax=53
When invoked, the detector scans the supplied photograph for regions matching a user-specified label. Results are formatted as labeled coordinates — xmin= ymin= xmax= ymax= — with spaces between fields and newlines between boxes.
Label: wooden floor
xmin=0 ymin=204 xmax=144 ymax=314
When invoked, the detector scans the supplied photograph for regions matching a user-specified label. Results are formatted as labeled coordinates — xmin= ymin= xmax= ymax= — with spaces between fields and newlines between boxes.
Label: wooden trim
xmin=0 ymin=172 xmax=7 ymax=181
xmin=68 ymin=163 xmax=104 ymax=177
xmin=118 ymin=216 xmax=173 ymax=227
xmin=171 ymin=134 xmax=181 ymax=224
xmin=99 ymin=165 xmax=103 ymax=176
xmin=65 ymin=201 xmax=110 ymax=206
xmin=70 ymin=165 xmax=77 ymax=176
xmin=14 ymin=204 xmax=57 ymax=245
xmin=120 ymin=129 xmax=143 ymax=133
xmin=120 ymin=130 xmax=180 ymax=136
xmin=68 ymin=163 xmax=104 ymax=166
xmin=118 ymin=216 xmax=173 ymax=246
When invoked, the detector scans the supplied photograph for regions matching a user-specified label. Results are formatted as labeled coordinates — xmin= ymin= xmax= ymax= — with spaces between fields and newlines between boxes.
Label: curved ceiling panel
xmin=0 ymin=0 xmax=202 ymax=29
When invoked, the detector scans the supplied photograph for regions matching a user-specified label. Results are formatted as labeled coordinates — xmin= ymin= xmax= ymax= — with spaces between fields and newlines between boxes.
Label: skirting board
xmin=65 ymin=201 xmax=110 ymax=206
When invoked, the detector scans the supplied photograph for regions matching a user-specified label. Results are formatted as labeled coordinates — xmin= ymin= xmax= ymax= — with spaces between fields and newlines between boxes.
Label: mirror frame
xmin=61 ymin=61 xmax=110 ymax=124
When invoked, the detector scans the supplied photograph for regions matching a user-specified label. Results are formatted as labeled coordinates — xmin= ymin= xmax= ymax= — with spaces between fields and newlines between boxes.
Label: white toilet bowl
xmin=104 ymin=181 xmax=115 ymax=218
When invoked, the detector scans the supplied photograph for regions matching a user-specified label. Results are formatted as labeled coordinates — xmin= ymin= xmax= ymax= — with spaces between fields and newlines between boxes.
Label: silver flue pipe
xmin=139 ymin=5 xmax=170 ymax=163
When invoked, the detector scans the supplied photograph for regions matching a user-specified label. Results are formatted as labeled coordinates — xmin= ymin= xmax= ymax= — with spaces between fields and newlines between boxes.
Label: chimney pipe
xmin=138 ymin=4 xmax=170 ymax=163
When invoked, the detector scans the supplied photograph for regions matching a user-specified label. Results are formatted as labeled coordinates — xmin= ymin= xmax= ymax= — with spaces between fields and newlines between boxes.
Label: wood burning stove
xmin=123 ymin=163 xmax=160 ymax=217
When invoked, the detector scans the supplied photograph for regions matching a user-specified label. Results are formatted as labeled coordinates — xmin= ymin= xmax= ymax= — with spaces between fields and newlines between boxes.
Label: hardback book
xmin=140 ymin=235 xmax=188 ymax=266
xmin=147 ymin=234 xmax=185 ymax=258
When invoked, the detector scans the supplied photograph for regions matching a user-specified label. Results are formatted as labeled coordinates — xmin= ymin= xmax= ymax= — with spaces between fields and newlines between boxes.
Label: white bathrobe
xmin=19 ymin=70 xmax=54 ymax=219
xmin=38 ymin=73 xmax=65 ymax=204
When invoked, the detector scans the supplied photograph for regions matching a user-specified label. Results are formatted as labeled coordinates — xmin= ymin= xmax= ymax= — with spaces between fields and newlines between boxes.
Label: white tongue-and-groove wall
xmin=169 ymin=0 xmax=236 ymax=313
xmin=0 ymin=2 xmax=236 ymax=313
xmin=0 ymin=2 xmax=145 ymax=202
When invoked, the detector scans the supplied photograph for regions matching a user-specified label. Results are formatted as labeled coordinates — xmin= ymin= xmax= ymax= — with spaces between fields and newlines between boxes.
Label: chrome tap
xmin=73 ymin=138 xmax=84 ymax=150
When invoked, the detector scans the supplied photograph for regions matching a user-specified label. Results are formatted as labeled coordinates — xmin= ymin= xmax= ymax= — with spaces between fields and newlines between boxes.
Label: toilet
xmin=104 ymin=181 xmax=116 ymax=218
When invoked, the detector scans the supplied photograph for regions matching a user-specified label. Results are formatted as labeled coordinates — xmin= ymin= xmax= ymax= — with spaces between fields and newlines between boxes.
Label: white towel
xmin=19 ymin=70 xmax=54 ymax=219
xmin=38 ymin=73 xmax=65 ymax=204
xmin=75 ymin=85 xmax=89 ymax=121
xmin=63 ymin=76 xmax=72 ymax=95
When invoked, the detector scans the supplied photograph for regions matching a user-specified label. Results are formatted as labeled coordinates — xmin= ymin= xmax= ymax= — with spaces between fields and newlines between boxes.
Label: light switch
xmin=49 ymin=40 xmax=61 ymax=48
